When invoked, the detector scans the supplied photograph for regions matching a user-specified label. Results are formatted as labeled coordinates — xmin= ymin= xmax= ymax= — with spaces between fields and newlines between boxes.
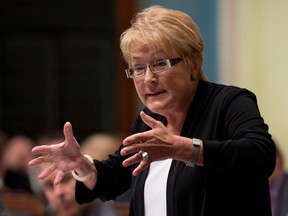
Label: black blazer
xmin=76 ymin=81 xmax=276 ymax=216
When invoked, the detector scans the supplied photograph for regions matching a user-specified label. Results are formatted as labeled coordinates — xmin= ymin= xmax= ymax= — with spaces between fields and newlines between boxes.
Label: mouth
xmin=147 ymin=90 xmax=166 ymax=97
xmin=58 ymin=199 xmax=73 ymax=209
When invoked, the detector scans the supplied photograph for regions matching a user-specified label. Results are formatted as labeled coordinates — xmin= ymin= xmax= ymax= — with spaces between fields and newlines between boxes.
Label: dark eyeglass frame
xmin=125 ymin=57 xmax=183 ymax=78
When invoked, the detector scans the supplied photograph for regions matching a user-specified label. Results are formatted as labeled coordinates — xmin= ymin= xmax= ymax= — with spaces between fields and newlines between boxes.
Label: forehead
xmin=39 ymin=168 xmax=57 ymax=183
xmin=41 ymin=170 xmax=73 ymax=187
xmin=130 ymin=41 xmax=178 ymax=60
xmin=38 ymin=163 xmax=58 ymax=182
xmin=131 ymin=41 xmax=162 ymax=56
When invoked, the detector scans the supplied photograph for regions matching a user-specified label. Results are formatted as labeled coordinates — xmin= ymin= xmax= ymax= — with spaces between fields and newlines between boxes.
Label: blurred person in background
xmin=2 ymin=135 xmax=36 ymax=194
xmin=0 ymin=130 xmax=8 ymax=190
xmin=36 ymin=131 xmax=120 ymax=216
xmin=269 ymin=146 xmax=288 ymax=216
xmin=38 ymin=162 xmax=120 ymax=216
xmin=0 ymin=130 xmax=22 ymax=216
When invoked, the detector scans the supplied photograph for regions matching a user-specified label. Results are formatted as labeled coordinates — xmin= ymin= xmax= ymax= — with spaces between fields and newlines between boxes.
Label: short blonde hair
xmin=120 ymin=5 xmax=207 ymax=80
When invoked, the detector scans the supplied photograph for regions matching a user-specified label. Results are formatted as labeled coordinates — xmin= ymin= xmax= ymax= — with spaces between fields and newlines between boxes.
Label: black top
xmin=76 ymin=81 xmax=276 ymax=216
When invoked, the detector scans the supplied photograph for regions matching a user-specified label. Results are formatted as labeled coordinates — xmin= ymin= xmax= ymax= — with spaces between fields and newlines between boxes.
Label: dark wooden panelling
xmin=0 ymin=0 xmax=137 ymax=141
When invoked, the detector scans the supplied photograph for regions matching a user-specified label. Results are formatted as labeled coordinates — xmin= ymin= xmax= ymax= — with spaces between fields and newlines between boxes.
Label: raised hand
xmin=28 ymin=122 xmax=82 ymax=185
xmin=120 ymin=111 xmax=180 ymax=176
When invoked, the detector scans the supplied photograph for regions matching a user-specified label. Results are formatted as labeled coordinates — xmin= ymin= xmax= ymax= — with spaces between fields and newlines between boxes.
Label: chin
xmin=147 ymin=107 xmax=164 ymax=116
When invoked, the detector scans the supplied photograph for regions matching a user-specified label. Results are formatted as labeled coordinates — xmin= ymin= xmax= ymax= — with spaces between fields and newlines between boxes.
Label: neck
xmin=165 ymin=113 xmax=186 ymax=135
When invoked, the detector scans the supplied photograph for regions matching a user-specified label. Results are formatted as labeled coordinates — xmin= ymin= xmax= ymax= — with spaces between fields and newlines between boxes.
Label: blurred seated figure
xmin=36 ymin=131 xmax=120 ymax=216
xmin=0 ymin=129 xmax=11 ymax=215
xmin=0 ymin=131 xmax=44 ymax=216
xmin=38 ymin=161 xmax=120 ymax=216
xmin=269 ymin=145 xmax=288 ymax=216
xmin=2 ymin=135 xmax=35 ymax=194
xmin=0 ymin=129 xmax=8 ymax=189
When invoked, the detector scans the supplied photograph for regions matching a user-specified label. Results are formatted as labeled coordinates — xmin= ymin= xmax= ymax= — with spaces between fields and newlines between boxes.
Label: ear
xmin=190 ymin=73 xmax=196 ymax=81
xmin=190 ymin=66 xmax=200 ymax=81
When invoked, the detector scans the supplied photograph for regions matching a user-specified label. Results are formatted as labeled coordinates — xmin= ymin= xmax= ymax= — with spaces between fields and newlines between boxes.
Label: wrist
xmin=186 ymin=138 xmax=201 ymax=167
xmin=71 ymin=154 xmax=94 ymax=182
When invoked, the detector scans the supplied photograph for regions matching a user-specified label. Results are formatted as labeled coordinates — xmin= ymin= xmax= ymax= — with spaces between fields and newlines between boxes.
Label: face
xmin=4 ymin=136 xmax=34 ymax=170
xmin=130 ymin=42 xmax=196 ymax=116
xmin=40 ymin=167 xmax=86 ymax=215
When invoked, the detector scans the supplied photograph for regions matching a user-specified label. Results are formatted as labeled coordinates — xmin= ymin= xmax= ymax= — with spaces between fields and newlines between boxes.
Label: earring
xmin=190 ymin=74 xmax=196 ymax=81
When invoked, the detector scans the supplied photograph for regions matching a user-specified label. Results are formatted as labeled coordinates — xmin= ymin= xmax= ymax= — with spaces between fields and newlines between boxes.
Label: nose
xmin=144 ymin=67 xmax=157 ymax=83
xmin=54 ymin=184 xmax=65 ymax=196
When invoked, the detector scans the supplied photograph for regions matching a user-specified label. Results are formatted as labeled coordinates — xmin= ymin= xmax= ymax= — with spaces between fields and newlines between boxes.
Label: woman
xmin=29 ymin=5 xmax=276 ymax=216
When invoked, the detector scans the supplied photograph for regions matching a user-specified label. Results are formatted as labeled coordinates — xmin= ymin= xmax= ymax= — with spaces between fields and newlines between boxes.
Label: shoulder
xmin=198 ymin=81 xmax=258 ymax=104
xmin=202 ymin=81 xmax=254 ymax=95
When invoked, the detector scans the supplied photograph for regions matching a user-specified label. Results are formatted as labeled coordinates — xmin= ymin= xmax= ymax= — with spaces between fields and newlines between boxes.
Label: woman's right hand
xmin=28 ymin=122 xmax=82 ymax=185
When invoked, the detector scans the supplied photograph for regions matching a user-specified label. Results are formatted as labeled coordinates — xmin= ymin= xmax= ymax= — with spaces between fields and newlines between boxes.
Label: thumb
xmin=63 ymin=122 xmax=75 ymax=144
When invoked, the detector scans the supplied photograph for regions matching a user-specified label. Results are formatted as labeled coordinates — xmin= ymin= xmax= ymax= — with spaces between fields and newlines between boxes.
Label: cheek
xmin=133 ymin=81 xmax=144 ymax=96
xmin=45 ymin=191 xmax=57 ymax=204
xmin=69 ymin=181 xmax=76 ymax=191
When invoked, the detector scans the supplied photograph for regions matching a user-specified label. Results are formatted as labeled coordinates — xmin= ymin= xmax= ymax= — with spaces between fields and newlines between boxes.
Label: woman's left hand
xmin=120 ymin=111 xmax=181 ymax=176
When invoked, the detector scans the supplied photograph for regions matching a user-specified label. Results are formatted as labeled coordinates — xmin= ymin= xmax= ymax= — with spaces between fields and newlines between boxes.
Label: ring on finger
xmin=139 ymin=150 xmax=149 ymax=162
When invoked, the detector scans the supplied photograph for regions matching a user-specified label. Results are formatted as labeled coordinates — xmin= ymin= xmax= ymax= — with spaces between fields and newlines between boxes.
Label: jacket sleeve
xmin=75 ymin=146 xmax=132 ymax=204
xmin=202 ymin=87 xmax=276 ymax=178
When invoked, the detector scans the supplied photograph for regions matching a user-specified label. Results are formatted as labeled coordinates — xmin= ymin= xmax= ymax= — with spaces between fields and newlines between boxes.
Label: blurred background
xmin=0 ymin=0 xmax=287 ymax=165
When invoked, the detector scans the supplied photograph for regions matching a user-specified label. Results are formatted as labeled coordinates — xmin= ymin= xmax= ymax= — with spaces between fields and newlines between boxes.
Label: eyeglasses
xmin=125 ymin=57 xmax=183 ymax=78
